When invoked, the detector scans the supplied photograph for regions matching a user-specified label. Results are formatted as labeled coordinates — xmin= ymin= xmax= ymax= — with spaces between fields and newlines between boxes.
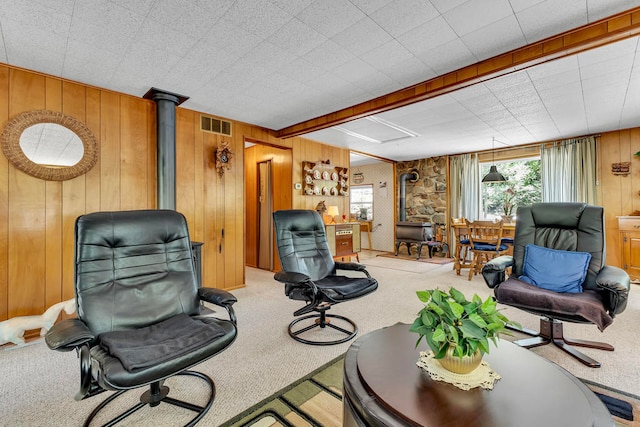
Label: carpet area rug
xmin=220 ymin=355 xmax=640 ymax=427
xmin=377 ymin=251 xmax=454 ymax=265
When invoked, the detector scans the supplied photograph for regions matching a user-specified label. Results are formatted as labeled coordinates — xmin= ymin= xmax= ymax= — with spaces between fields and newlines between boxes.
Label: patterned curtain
xmin=541 ymin=136 xmax=596 ymax=204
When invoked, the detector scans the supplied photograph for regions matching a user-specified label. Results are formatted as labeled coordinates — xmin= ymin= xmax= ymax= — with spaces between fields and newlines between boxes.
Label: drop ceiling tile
xmin=384 ymin=56 xmax=437 ymax=87
xmin=577 ymin=37 xmax=638 ymax=67
xmin=268 ymin=18 xmax=327 ymax=56
xmin=529 ymin=68 xmax=581 ymax=90
xmin=146 ymin=0 xmax=220 ymax=38
xmin=69 ymin=1 xmax=145 ymax=54
xmin=274 ymin=57 xmax=327 ymax=84
xmin=430 ymin=0 xmax=469 ymax=14
xmin=0 ymin=0 xmax=72 ymax=36
xmin=526 ymin=55 xmax=579 ymax=79
xmin=515 ymin=0 xmax=587 ymax=43
xmin=461 ymin=15 xmax=526 ymax=62
xmin=508 ymin=0 xmax=546 ymax=13
xmin=416 ymin=38 xmax=476 ymax=74
xmin=369 ymin=0 xmax=440 ymax=38
xmin=63 ymin=40 xmax=122 ymax=86
xmin=0 ymin=26 xmax=6 ymax=63
xmin=222 ymin=0 xmax=292 ymax=38
xmin=331 ymin=58 xmax=380 ymax=83
xmin=443 ymin=0 xmax=512 ymax=37
xmin=396 ymin=16 xmax=459 ymax=55
xmin=302 ymin=39 xmax=355 ymax=71
xmin=296 ymin=0 xmax=366 ymax=38
xmin=109 ymin=0 xmax=156 ymax=14
xmin=269 ymin=0 xmax=315 ymax=15
xmin=359 ymin=39 xmax=413 ymax=70
xmin=200 ymin=18 xmax=262 ymax=56
xmin=3 ymin=20 xmax=67 ymax=75
xmin=349 ymin=70 xmax=402 ymax=95
xmin=586 ymin=0 xmax=640 ymax=22
xmin=331 ymin=17 xmax=394 ymax=57
xmin=348 ymin=0 xmax=395 ymax=14
xmin=136 ymin=18 xmax=199 ymax=56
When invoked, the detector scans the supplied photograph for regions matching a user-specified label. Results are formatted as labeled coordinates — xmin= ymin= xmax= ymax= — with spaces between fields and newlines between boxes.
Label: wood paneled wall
xmin=0 ymin=64 xmax=353 ymax=321
xmin=597 ymin=128 xmax=640 ymax=267
xmin=0 ymin=66 xmax=156 ymax=320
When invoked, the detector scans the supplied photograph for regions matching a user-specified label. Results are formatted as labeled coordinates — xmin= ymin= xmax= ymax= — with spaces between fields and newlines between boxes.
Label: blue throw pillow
xmin=519 ymin=244 xmax=591 ymax=293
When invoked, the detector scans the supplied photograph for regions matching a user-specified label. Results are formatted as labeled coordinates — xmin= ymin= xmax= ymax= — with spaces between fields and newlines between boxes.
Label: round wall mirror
xmin=1 ymin=110 xmax=98 ymax=180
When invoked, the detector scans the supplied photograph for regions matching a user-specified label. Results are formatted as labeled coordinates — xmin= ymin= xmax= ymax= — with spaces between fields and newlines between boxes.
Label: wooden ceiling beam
xmin=277 ymin=7 xmax=640 ymax=139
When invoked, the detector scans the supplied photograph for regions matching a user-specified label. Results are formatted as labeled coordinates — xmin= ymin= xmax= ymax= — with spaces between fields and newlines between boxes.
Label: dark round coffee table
xmin=343 ymin=323 xmax=613 ymax=427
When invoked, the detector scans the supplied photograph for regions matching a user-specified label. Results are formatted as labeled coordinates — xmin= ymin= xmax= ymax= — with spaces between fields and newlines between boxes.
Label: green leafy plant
xmin=409 ymin=287 xmax=518 ymax=359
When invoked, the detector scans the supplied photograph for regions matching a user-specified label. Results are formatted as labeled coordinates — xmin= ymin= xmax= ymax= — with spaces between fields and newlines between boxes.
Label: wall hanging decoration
xmin=611 ymin=162 xmax=630 ymax=176
xmin=215 ymin=142 xmax=233 ymax=177
xmin=302 ymin=160 xmax=348 ymax=196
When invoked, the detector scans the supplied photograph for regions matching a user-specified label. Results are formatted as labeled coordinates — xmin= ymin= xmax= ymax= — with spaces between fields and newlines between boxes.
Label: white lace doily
xmin=416 ymin=351 xmax=501 ymax=391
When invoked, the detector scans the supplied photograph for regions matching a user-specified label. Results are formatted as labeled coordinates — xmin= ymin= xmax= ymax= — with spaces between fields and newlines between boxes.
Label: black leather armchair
xmin=45 ymin=210 xmax=237 ymax=426
xmin=273 ymin=210 xmax=378 ymax=345
xmin=482 ymin=203 xmax=630 ymax=367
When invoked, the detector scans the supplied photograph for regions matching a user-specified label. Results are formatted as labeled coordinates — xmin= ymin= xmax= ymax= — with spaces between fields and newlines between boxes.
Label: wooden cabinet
xmin=618 ymin=216 xmax=640 ymax=281
xmin=325 ymin=223 xmax=361 ymax=261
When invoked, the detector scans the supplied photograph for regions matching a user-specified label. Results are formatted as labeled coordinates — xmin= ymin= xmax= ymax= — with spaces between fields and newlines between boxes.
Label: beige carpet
xmin=1 ymin=250 xmax=638 ymax=426
xmin=376 ymin=251 xmax=455 ymax=264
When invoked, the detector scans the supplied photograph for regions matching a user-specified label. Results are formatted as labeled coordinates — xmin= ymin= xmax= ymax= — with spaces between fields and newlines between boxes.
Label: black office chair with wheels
xmin=273 ymin=209 xmax=378 ymax=345
xmin=482 ymin=203 xmax=630 ymax=368
xmin=45 ymin=210 xmax=238 ymax=426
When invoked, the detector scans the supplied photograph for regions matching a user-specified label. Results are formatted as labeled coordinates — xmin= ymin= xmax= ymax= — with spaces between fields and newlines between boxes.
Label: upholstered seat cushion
xmin=473 ymin=243 xmax=508 ymax=251
xmin=315 ymin=275 xmax=378 ymax=301
xmin=92 ymin=316 xmax=236 ymax=389
xmin=100 ymin=313 xmax=226 ymax=372
xmin=495 ymin=277 xmax=613 ymax=331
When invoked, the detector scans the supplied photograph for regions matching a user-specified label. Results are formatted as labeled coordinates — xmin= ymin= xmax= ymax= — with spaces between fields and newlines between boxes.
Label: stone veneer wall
xmin=397 ymin=157 xmax=447 ymax=227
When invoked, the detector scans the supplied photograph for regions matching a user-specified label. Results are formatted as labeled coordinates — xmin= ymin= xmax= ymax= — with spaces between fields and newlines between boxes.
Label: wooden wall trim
xmin=277 ymin=7 xmax=640 ymax=138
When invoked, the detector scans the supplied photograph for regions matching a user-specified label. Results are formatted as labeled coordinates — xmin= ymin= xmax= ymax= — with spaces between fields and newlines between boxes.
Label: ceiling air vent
xmin=200 ymin=115 xmax=232 ymax=136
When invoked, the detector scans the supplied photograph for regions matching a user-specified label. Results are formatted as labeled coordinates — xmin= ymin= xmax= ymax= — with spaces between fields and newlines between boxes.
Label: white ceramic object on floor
xmin=0 ymin=299 xmax=75 ymax=346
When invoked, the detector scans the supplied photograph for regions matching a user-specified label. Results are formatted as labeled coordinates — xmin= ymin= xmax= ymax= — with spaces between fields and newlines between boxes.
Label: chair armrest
xmin=45 ymin=318 xmax=95 ymax=352
xmin=274 ymin=270 xmax=311 ymax=284
xmin=198 ymin=287 xmax=237 ymax=307
xmin=335 ymin=261 xmax=372 ymax=278
xmin=596 ymin=265 xmax=631 ymax=316
xmin=481 ymin=255 xmax=514 ymax=288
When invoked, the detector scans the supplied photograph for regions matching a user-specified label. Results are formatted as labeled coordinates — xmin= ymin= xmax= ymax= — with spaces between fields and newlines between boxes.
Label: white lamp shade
xmin=326 ymin=206 xmax=340 ymax=217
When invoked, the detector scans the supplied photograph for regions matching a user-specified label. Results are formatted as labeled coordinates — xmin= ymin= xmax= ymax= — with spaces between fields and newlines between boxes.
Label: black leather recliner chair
xmin=482 ymin=203 xmax=630 ymax=367
xmin=273 ymin=210 xmax=378 ymax=345
xmin=45 ymin=210 xmax=238 ymax=426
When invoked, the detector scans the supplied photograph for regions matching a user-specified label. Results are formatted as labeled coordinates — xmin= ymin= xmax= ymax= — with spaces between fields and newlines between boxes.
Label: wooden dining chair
xmin=451 ymin=218 xmax=472 ymax=276
xmin=466 ymin=219 xmax=509 ymax=281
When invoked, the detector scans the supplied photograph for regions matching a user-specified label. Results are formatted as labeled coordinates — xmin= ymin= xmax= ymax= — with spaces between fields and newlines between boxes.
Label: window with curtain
xmin=480 ymin=158 xmax=542 ymax=220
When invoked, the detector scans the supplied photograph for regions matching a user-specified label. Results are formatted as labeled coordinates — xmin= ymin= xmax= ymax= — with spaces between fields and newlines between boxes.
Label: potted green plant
xmin=410 ymin=287 xmax=517 ymax=374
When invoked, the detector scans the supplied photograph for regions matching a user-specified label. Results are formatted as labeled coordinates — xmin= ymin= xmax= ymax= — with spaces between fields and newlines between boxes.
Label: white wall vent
xmin=200 ymin=115 xmax=232 ymax=136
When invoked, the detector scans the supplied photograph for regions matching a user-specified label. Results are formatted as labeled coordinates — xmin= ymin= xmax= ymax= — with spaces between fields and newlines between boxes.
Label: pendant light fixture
xmin=482 ymin=137 xmax=506 ymax=183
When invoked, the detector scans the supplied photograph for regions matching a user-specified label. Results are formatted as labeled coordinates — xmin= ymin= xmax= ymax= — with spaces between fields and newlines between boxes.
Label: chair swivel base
xmin=509 ymin=318 xmax=614 ymax=368
xmin=84 ymin=371 xmax=215 ymax=427
xmin=288 ymin=308 xmax=358 ymax=346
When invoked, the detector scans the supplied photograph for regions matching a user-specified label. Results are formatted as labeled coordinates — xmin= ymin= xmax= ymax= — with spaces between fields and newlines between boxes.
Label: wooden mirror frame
xmin=0 ymin=110 xmax=98 ymax=181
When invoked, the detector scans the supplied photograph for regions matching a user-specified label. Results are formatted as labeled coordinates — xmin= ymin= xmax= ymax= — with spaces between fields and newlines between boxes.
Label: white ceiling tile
xmin=302 ymin=39 xmax=355 ymax=71
xmin=136 ymin=19 xmax=199 ymax=56
xmin=296 ymin=0 xmax=366 ymax=38
xmin=360 ymin=39 xmax=413 ymax=69
xmin=396 ymin=16 xmax=458 ymax=55
xmin=369 ymin=0 xmax=440 ymax=38
xmin=222 ymin=0 xmax=293 ymax=38
xmin=416 ymin=38 xmax=476 ymax=74
xmin=274 ymin=57 xmax=327 ymax=84
xmin=586 ymin=0 xmax=640 ymax=22
xmin=384 ymin=56 xmax=437 ymax=87
xmin=331 ymin=17 xmax=394 ymax=57
xmin=269 ymin=0 xmax=315 ymax=15
xmin=268 ymin=18 xmax=327 ymax=56
xmin=147 ymin=0 xmax=221 ymax=38
xmin=200 ymin=18 xmax=262 ymax=57
xmin=516 ymin=0 xmax=587 ymax=44
xmin=430 ymin=0 xmax=469 ymax=14
xmin=461 ymin=15 xmax=527 ymax=62
xmin=443 ymin=0 xmax=512 ymax=37
xmin=508 ymin=0 xmax=546 ymax=13
xmin=348 ymin=0 xmax=395 ymax=14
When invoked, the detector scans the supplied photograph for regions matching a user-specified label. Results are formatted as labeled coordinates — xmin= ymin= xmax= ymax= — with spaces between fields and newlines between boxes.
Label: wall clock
xmin=215 ymin=143 xmax=233 ymax=177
